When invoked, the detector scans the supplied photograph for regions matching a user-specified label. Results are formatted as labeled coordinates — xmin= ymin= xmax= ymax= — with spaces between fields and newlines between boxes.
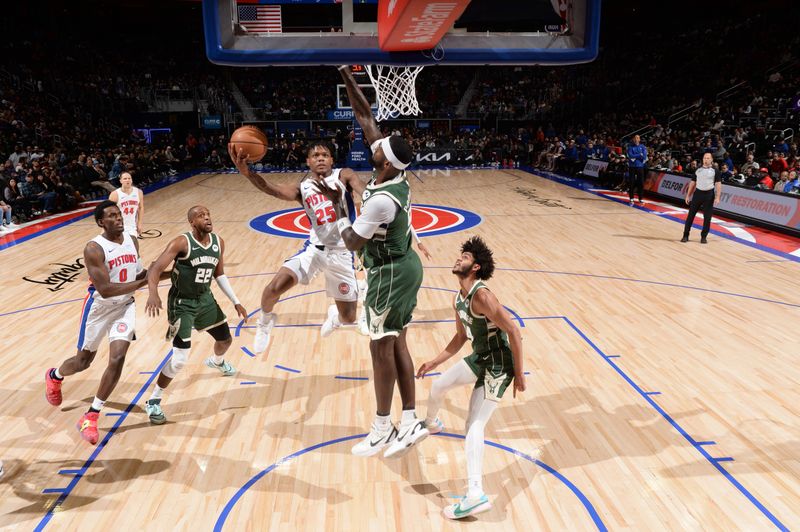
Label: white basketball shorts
xmin=76 ymin=296 xmax=136 ymax=352
xmin=282 ymin=242 xmax=358 ymax=302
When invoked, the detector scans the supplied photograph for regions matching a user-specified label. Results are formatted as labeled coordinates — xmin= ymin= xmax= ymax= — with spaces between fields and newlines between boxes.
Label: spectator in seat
xmin=773 ymin=171 xmax=790 ymax=193
xmin=786 ymin=171 xmax=800 ymax=194
xmin=205 ymin=149 xmax=223 ymax=170
xmin=0 ymin=199 xmax=14 ymax=231
xmin=720 ymin=163 xmax=734 ymax=183
xmin=770 ymin=152 xmax=788 ymax=180
xmin=756 ymin=169 xmax=774 ymax=190
xmin=741 ymin=153 xmax=759 ymax=174
xmin=4 ymin=178 xmax=29 ymax=220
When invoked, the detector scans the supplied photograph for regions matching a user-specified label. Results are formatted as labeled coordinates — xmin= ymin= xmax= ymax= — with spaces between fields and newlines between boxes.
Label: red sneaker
xmin=76 ymin=412 xmax=99 ymax=445
xmin=45 ymin=368 xmax=63 ymax=406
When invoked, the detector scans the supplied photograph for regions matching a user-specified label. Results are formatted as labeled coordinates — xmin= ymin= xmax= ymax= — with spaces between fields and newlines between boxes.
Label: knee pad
xmin=206 ymin=322 xmax=231 ymax=342
xmin=162 ymin=347 xmax=189 ymax=379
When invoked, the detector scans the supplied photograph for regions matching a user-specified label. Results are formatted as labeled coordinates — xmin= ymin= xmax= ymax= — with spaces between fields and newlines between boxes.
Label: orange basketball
xmin=230 ymin=125 xmax=268 ymax=162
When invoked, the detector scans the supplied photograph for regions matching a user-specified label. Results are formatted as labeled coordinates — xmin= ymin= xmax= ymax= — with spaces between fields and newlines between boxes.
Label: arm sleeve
xmin=351 ymin=194 xmax=398 ymax=239
xmin=714 ymin=170 xmax=722 ymax=183
xmin=691 ymin=170 xmax=698 ymax=182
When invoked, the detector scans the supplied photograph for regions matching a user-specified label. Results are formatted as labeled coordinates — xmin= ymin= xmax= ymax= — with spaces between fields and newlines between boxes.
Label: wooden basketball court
xmin=1 ymin=168 xmax=797 ymax=530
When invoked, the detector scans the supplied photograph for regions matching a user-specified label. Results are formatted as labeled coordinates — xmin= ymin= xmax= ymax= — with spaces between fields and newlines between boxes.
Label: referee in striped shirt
xmin=681 ymin=153 xmax=722 ymax=244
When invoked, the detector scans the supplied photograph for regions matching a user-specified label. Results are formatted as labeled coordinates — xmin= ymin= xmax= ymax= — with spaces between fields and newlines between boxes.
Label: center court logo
xmin=249 ymin=204 xmax=482 ymax=239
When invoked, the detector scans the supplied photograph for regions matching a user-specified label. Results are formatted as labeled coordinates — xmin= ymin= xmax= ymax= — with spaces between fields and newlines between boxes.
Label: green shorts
xmin=465 ymin=348 xmax=515 ymax=401
xmin=365 ymin=251 xmax=423 ymax=340
xmin=166 ymin=289 xmax=226 ymax=342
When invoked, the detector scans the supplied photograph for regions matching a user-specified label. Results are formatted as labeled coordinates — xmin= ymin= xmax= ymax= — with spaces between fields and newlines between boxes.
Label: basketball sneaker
xmin=425 ymin=417 xmax=444 ymax=434
xmin=204 ymin=357 xmax=236 ymax=376
xmin=76 ymin=412 xmax=99 ymax=445
xmin=145 ymin=398 xmax=167 ymax=425
xmin=351 ymin=422 xmax=399 ymax=457
xmin=320 ymin=304 xmax=341 ymax=338
xmin=45 ymin=368 xmax=63 ymax=406
xmin=443 ymin=494 xmax=491 ymax=519
xmin=383 ymin=420 xmax=430 ymax=459
xmin=0 ymin=460 xmax=4 ymax=479
xmin=253 ymin=312 xmax=276 ymax=354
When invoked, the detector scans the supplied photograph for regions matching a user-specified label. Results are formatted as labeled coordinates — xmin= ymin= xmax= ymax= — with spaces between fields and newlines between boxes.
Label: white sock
xmin=259 ymin=310 xmax=275 ymax=326
xmin=54 ymin=367 xmax=64 ymax=379
xmin=91 ymin=396 xmax=106 ymax=411
xmin=150 ymin=384 xmax=164 ymax=401
xmin=467 ymin=479 xmax=484 ymax=501
xmin=401 ymin=409 xmax=417 ymax=425
xmin=374 ymin=414 xmax=391 ymax=430
xmin=211 ymin=355 xmax=224 ymax=366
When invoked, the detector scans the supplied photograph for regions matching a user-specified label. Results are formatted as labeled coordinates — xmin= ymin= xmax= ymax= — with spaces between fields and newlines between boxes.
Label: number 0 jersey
xmin=88 ymin=232 xmax=141 ymax=304
xmin=170 ymin=232 xmax=221 ymax=299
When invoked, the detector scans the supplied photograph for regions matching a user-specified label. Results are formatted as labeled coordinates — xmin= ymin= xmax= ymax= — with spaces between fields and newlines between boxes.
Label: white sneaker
xmin=443 ymin=494 xmax=491 ymax=519
xmin=351 ymin=422 xmax=398 ymax=457
xmin=320 ymin=304 xmax=341 ymax=338
xmin=0 ymin=459 xmax=4 ymax=479
xmin=383 ymin=419 xmax=430 ymax=459
xmin=253 ymin=312 xmax=276 ymax=354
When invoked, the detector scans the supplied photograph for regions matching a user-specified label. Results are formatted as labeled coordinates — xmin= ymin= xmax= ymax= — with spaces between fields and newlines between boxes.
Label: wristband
xmin=337 ymin=218 xmax=352 ymax=234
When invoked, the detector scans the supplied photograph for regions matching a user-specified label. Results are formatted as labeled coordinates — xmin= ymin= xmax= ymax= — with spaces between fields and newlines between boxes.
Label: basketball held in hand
xmin=229 ymin=126 xmax=268 ymax=162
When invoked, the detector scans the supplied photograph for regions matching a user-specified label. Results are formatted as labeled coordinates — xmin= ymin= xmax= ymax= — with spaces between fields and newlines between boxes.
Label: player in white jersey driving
xmin=44 ymin=200 xmax=158 ymax=445
xmin=230 ymin=141 xmax=367 ymax=353
xmin=109 ymin=172 xmax=143 ymax=238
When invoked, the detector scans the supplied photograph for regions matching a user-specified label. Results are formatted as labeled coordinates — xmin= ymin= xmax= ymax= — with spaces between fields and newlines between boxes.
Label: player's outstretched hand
xmin=314 ymin=179 xmax=343 ymax=208
xmin=146 ymin=292 xmax=162 ymax=317
xmin=415 ymin=361 xmax=438 ymax=379
xmin=417 ymin=241 xmax=432 ymax=261
xmin=234 ymin=304 xmax=248 ymax=324
xmin=228 ymin=144 xmax=250 ymax=175
xmin=513 ymin=372 xmax=526 ymax=398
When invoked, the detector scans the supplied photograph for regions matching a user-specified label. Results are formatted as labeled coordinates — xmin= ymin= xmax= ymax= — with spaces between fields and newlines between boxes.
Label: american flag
xmin=238 ymin=4 xmax=282 ymax=34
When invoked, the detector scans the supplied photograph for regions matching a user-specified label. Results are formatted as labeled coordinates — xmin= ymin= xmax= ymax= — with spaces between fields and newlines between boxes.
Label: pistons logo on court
xmin=249 ymin=204 xmax=481 ymax=239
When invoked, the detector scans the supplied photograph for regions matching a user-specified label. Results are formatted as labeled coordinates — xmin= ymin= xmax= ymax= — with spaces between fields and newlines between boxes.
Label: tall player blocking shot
xmin=315 ymin=66 xmax=428 ymax=459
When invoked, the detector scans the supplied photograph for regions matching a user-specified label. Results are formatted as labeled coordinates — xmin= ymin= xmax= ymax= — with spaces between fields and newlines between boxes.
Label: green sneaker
xmin=204 ymin=357 xmax=236 ymax=376
xmin=145 ymin=398 xmax=166 ymax=425
xmin=443 ymin=494 xmax=491 ymax=520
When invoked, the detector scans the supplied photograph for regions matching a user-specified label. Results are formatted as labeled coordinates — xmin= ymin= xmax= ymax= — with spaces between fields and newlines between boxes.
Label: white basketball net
xmin=366 ymin=64 xmax=425 ymax=122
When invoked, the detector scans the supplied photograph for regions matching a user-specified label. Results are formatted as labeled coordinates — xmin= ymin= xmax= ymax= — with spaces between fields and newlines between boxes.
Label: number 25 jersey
xmin=300 ymin=169 xmax=354 ymax=250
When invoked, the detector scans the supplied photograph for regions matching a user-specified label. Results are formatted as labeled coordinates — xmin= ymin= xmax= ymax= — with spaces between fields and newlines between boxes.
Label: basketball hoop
xmin=365 ymin=64 xmax=425 ymax=122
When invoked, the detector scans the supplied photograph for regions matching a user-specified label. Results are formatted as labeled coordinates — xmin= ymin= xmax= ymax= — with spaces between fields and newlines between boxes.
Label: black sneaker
xmin=700 ymin=237 xmax=708 ymax=244
xmin=680 ymin=236 xmax=688 ymax=243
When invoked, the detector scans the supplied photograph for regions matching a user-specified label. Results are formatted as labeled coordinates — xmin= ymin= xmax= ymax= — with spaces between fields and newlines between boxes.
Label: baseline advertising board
xmin=644 ymin=170 xmax=800 ymax=230
xmin=581 ymin=159 xmax=608 ymax=177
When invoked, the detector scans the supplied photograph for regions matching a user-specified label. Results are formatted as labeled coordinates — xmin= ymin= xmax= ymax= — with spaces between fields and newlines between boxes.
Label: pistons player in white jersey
xmin=44 ymin=200 xmax=155 ymax=445
xmin=109 ymin=172 xmax=143 ymax=238
xmin=230 ymin=141 xmax=368 ymax=353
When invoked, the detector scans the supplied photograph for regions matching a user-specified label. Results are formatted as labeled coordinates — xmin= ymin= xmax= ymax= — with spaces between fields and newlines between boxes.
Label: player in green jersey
xmin=416 ymin=236 xmax=526 ymax=519
xmin=143 ymin=205 xmax=248 ymax=424
xmin=315 ymin=66 xmax=428 ymax=459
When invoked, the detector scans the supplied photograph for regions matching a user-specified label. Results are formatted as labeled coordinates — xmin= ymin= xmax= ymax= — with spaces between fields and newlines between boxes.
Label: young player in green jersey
xmin=416 ymin=236 xmax=526 ymax=519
